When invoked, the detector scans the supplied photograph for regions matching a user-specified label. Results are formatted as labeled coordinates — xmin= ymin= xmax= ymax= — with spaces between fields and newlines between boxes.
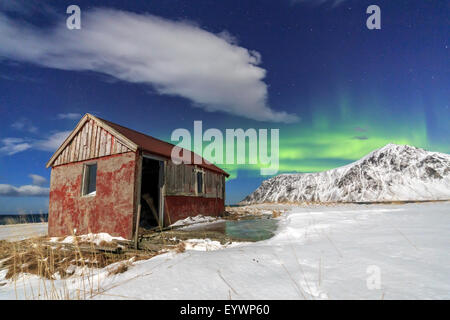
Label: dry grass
xmin=97 ymin=240 xmax=121 ymax=248
xmin=174 ymin=242 xmax=186 ymax=253
xmin=0 ymin=237 xmax=153 ymax=281
xmin=224 ymin=205 xmax=287 ymax=220
xmin=107 ymin=262 xmax=130 ymax=276
xmin=0 ymin=225 xmax=232 ymax=299
xmin=271 ymin=210 xmax=283 ymax=218
xmin=0 ymin=233 xmax=161 ymax=299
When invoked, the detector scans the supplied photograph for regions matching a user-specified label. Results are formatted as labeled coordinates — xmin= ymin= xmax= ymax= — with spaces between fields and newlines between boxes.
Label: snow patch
xmin=182 ymin=239 xmax=246 ymax=251
xmin=170 ymin=215 xmax=223 ymax=227
xmin=49 ymin=233 xmax=126 ymax=246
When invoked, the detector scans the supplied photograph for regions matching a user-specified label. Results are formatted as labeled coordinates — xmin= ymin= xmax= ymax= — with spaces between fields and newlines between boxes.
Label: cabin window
xmin=82 ymin=163 xmax=97 ymax=196
xmin=197 ymin=171 xmax=204 ymax=194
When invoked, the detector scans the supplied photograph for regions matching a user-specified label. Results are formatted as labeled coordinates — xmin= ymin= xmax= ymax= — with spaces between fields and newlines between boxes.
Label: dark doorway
xmin=140 ymin=157 xmax=163 ymax=229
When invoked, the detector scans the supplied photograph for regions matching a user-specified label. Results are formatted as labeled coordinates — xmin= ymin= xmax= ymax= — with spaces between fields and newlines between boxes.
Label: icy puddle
xmin=181 ymin=218 xmax=279 ymax=241
xmin=225 ymin=219 xmax=278 ymax=241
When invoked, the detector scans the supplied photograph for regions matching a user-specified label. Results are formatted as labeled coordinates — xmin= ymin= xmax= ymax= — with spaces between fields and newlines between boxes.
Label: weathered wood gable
xmin=49 ymin=118 xmax=134 ymax=167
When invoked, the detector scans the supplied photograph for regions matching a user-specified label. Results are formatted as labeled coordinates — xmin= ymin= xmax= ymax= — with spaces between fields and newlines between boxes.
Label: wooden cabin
xmin=46 ymin=113 xmax=229 ymax=240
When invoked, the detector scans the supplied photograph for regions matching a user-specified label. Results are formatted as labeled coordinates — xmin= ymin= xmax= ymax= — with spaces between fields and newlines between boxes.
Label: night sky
xmin=0 ymin=0 xmax=448 ymax=212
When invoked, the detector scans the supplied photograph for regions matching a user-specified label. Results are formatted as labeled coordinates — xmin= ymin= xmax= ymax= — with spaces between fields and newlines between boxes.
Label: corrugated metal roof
xmin=96 ymin=116 xmax=229 ymax=177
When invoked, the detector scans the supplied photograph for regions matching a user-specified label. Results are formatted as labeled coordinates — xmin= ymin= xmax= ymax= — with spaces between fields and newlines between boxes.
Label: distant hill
xmin=0 ymin=213 xmax=48 ymax=225
xmin=240 ymin=144 xmax=450 ymax=204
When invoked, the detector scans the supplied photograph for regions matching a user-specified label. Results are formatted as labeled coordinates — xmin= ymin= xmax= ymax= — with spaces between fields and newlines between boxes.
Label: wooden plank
xmin=105 ymin=133 xmax=112 ymax=156
xmin=112 ymin=138 xmax=120 ymax=154
xmin=110 ymin=134 xmax=114 ymax=155
xmin=112 ymin=139 xmax=116 ymax=154
xmin=98 ymin=128 xmax=103 ymax=157
xmin=46 ymin=115 xmax=89 ymax=168
xmin=117 ymin=140 xmax=124 ymax=153
xmin=134 ymin=204 xmax=141 ymax=250
xmin=90 ymin=121 xmax=97 ymax=159
xmin=59 ymin=148 xmax=63 ymax=164
xmin=81 ymin=122 xmax=87 ymax=160
xmin=119 ymin=141 xmax=125 ymax=153
xmin=96 ymin=126 xmax=101 ymax=157
xmin=65 ymin=145 xmax=69 ymax=163
xmin=110 ymin=136 xmax=115 ymax=155
xmin=68 ymin=135 xmax=75 ymax=162
xmin=62 ymin=147 xmax=67 ymax=164
xmin=79 ymin=123 xmax=84 ymax=161
xmin=63 ymin=147 xmax=68 ymax=164
xmin=73 ymin=130 xmax=79 ymax=162
xmin=43 ymin=242 xmax=123 ymax=254
xmin=79 ymin=123 xmax=86 ymax=161
xmin=77 ymin=130 xmax=82 ymax=162
xmin=111 ymin=136 xmax=116 ymax=154
xmin=86 ymin=120 xmax=93 ymax=159
xmin=71 ymin=133 xmax=77 ymax=162
xmin=99 ymin=128 xmax=107 ymax=157
xmin=83 ymin=122 xmax=89 ymax=160
xmin=84 ymin=122 xmax=89 ymax=160
xmin=94 ymin=126 xmax=100 ymax=158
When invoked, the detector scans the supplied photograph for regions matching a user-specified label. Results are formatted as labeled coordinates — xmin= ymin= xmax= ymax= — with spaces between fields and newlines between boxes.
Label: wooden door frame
xmin=142 ymin=153 xmax=166 ymax=227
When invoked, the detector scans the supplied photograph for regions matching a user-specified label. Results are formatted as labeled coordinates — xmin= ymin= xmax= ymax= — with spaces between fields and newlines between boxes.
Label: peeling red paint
xmin=48 ymin=152 xmax=137 ymax=239
xmin=164 ymin=196 xmax=224 ymax=226
xmin=47 ymin=115 xmax=228 ymax=241
xmin=49 ymin=151 xmax=226 ymax=240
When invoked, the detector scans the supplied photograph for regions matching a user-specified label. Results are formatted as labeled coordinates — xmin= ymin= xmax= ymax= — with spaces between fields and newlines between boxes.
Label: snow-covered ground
xmin=0 ymin=202 xmax=449 ymax=299
xmin=0 ymin=223 xmax=47 ymax=241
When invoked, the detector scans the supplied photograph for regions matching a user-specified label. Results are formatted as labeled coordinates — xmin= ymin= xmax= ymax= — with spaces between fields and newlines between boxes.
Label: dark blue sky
xmin=0 ymin=0 xmax=448 ymax=212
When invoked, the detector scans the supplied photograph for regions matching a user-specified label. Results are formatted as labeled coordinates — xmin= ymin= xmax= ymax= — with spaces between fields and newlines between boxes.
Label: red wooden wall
xmin=48 ymin=152 xmax=137 ymax=239
xmin=164 ymin=196 xmax=225 ymax=226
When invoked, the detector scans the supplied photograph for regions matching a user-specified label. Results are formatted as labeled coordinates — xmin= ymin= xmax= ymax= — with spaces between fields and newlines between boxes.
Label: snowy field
xmin=0 ymin=202 xmax=449 ymax=300
xmin=0 ymin=223 xmax=47 ymax=241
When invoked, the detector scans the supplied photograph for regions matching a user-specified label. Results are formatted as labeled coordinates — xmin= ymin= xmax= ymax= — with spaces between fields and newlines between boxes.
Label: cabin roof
xmin=46 ymin=113 xmax=229 ymax=177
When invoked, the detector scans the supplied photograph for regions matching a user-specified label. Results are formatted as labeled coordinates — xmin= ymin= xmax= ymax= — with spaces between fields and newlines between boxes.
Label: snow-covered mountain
xmin=241 ymin=144 xmax=450 ymax=204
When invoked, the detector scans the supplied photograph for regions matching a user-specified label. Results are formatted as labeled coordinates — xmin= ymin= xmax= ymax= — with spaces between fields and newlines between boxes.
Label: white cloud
xmin=33 ymin=131 xmax=71 ymax=152
xmin=29 ymin=174 xmax=47 ymax=186
xmin=0 ymin=138 xmax=32 ymax=155
xmin=0 ymin=184 xmax=49 ymax=197
xmin=0 ymin=9 xmax=298 ymax=123
xmin=57 ymin=113 xmax=82 ymax=120
xmin=11 ymin=117 xmax=38 ymax=133
xmin=0 ymin=130 xmax=71 ymax=156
